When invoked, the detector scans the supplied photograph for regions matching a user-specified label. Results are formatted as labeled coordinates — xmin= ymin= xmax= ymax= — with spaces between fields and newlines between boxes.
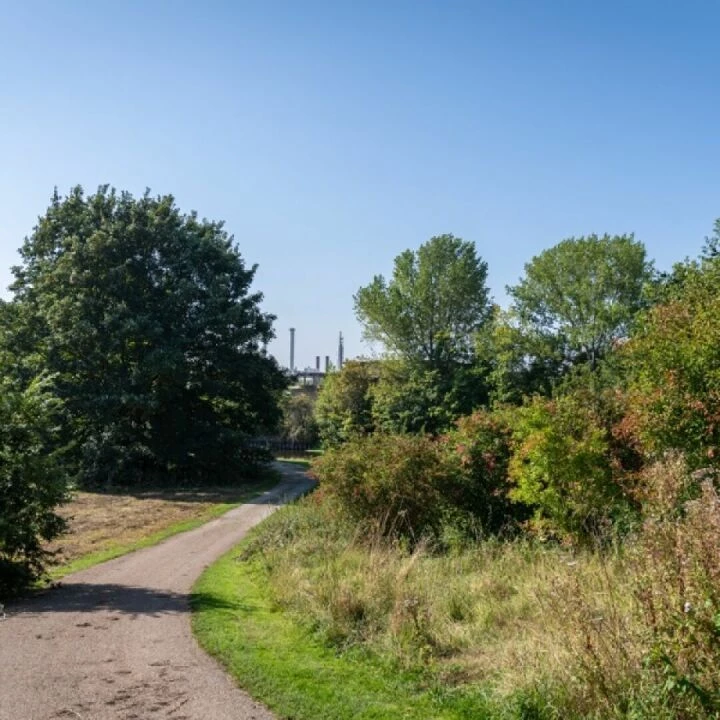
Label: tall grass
xmin=241 ymin=455 xmax=720 ymax=717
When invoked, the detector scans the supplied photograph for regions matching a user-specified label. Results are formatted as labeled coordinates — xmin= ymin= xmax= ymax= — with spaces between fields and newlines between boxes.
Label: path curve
xmin=0 ymin=462 xmax=314 ymax=720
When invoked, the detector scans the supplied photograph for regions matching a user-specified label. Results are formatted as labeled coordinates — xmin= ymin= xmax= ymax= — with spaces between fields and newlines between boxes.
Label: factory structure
xmin=287 ymin=328 xmax=344 ymax=387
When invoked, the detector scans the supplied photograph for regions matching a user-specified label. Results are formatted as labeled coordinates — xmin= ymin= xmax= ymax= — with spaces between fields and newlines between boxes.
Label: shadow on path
xmin=7 ymin=583 xmax=243 ymax=617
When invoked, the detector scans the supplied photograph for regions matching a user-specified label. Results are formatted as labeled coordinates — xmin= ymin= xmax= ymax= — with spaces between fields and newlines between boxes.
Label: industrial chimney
xmin=337 ymin=331 xmax=344 ymax=370
xmin=325 ymin=355 xmax=330 ymax=373
xmin=289 ymin=328 xmax=296 ymax=371
xmin=315 ymin=355 xmax=320 ymax=370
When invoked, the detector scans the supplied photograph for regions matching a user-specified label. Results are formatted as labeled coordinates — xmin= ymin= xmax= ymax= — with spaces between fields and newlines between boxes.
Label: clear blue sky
xmin=1 ymin=1 xmax=718 ymax=368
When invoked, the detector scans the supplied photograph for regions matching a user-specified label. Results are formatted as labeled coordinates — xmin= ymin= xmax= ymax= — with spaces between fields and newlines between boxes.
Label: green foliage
xmin=8 ymin=186 xmax=285 ymax=486
xmin=477 ymin=307 xmax=565 ymax=405
xmin=631 ymin=458 xmax=720 ymax=717
xmin=370 ymin=361 xmax=455 ymax=435
xmin=279 ymin=390 xmax=319 ymax=446
xmin=440 ymin=409 xmax=515 ymax=533
xmin=371 ymin=360 xmax=490 ymax=436
xmin=507 ymin=390 xmax=637 ymax=543
xmin=312 ymin=411 xmax=515 ymax=539
xmin=625 ymin=245 xmax=720 ymax=469
xmin=0 ymin=375 xmax=68 ymax=597
xmin=314 ymin=360 xmax=380 ymax=446
xmin=508 ymin=234 xmax=652 ymax=370
xmin=311 ymin=433 xmax=452 ymax=538
xmin=354 ymin=234 xmax=491 ymax=370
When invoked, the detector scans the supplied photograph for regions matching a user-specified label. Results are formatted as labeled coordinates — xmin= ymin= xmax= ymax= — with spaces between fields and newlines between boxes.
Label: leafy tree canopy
xmin=314 ymin=360 xmax=380 ymax=447
xmin=8 ymin=186 xmax=285 ymax=486
xmin=354 ymin=234 xmax=491 ymax=371
xmin=508 ymin=234 xmax=653 ymax=369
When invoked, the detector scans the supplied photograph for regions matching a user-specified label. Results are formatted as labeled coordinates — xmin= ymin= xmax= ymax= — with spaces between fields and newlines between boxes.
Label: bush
xmin=311 ymin=433 xmax=453 ymax=539
xmin=507 ymin=392 xmax=637 ymax=544
xmin=631 ymin=455 xmax=720 ymax=715
xmin=549 ymin=455 xmax=720 ymax=717
xmin=314 ymin=360 xmax=379 ymax=447
xmin=0 ymin=376 xmax=69 ymax=598
xmin=439 ymin=409 xmax=515 ymax=533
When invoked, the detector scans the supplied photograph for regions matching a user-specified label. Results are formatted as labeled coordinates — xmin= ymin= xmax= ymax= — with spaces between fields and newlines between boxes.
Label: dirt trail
xmin=0 ymin=463 xmax=314 ymax=720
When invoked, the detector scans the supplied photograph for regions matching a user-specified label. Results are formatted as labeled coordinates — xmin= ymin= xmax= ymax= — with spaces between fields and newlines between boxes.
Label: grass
xmin=274 ymin=457 xmax=312 ymax=469
xmin=191 ymin=456 xmax=720 ymax=719
xmin=47 ymin=473 xmax=278 ymax=579
xmin=192 ymin=542 xmax=504 ymax=719
xmin=191 ymin=499 xmax=565 ymax=720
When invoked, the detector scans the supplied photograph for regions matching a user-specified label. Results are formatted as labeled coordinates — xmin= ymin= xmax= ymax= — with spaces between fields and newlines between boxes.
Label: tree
xmin=370 ymin=359 xmax=487 ymax=435
xmin=8 ymin=186 xmax=285 ymax=486
xmin=0 ymin=374 xmax=68 ymax=597
xmin=476 ymin=306 xmax=565 ymax=404
xmin=354 ymin=234 xmax=491 ymax=371
xmin=314 ymin=360 xmax=380 ymax=446
xmin=508 ymin=234 xmax=652 ymax=370
xmin=279 ymin=391 xmax=319 ymax=446
xmin=624 ymin=238 xmax=720 ymax=470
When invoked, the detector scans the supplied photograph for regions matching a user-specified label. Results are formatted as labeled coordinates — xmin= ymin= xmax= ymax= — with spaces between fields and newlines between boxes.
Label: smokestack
xmin=289 ymin=328 xmax=296 ymax=371
xmin=315 ymin=355 xmax=320 ymax=370
xmin=338 ymin=332 xmax=344 ymax=369
xmin=325 ymin=355 xmax=330 ymax=373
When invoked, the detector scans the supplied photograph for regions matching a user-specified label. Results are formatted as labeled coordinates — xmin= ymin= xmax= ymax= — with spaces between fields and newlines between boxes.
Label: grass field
xmin=47 ymin=475 xmax=278 ymax=578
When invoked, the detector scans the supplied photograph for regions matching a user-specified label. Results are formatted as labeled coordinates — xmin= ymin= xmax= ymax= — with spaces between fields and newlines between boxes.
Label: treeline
xmin=307 ymin=228 xmax=720 ymax=544
xmin=0 ymin=186 xmax=286 ymax=595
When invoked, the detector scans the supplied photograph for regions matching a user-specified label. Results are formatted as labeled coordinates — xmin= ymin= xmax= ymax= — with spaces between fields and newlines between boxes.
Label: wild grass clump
xmin=546 ymin=454 xmax=720 ymax=717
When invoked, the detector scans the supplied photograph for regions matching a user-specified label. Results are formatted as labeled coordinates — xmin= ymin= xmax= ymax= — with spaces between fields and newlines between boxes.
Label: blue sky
xmin=1 ymin=1 xmax=718 ymax=368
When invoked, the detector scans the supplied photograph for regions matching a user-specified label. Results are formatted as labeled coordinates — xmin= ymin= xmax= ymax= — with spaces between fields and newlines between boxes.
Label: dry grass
xmin=47 ymin=481 xmax=274 ymax=569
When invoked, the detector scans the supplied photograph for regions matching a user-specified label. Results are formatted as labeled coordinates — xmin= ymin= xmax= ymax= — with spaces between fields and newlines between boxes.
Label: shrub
xmin=314 ymin=360 xmax=380 ymax=447
xmin=507 ymin=392 xmax=637 ymax=544
xmin=311 ymin=433 xmax=452 ymax=539
xmin=0 ymin=376 xmax=69 ymax=598
xmin=631 ymin=455 xmax=720 ymax=715
xmin=439 ymin=409 xmax=515 ymax=533
xmin=549 ymin=455 xmax=720 ymax=717
xmin=625 ymin=250 xmax=720 ymax=470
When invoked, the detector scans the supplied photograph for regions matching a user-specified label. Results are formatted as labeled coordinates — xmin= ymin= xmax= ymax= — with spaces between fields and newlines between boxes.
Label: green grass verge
xmin=49 ymin=475 xmax=278 ymax=580
xmin=274 ymin=457 xmax=312 ymax=469
xmin=191 ymin=539 xmax=542 ymax=720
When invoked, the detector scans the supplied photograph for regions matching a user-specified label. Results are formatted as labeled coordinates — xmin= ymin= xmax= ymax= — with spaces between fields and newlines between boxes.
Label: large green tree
xmin=508 ymin=234 xmax=652 ymax=370
xmin=354 ymin=234 xmax=491 ymax=371
xmin=8 ymin=186 xmax=285 ymax=486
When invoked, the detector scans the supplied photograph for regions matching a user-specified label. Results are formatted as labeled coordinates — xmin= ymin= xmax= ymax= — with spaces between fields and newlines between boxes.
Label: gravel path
xmin=0 ymin=463 xmax=314 ymax=720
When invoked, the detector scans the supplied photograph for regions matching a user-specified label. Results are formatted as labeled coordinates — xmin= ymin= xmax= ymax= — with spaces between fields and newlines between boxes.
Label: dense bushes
xmin=440 ymin=409 xmax=514 ymax=532
xmin=625 ymin=259 xmax=720 ymax=470
xmin=311 ymin=434 xmax=453 ymax=538
xmin=311 ymin=410 xmax=514 ymax=539
xmin=245 ymin=454 xmax=720 ymax=719
xmin=0 ymin=377 xmax=68 ymax=597
xmin=314 ymin=360 xmax=379 ymax=447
